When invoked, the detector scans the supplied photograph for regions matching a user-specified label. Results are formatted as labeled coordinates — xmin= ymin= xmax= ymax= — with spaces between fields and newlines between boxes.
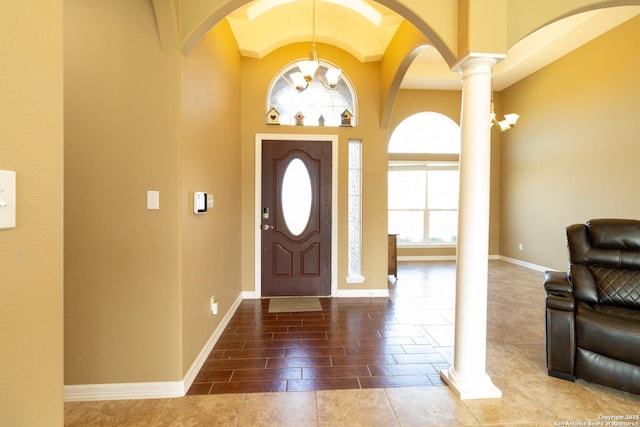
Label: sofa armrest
xmin=544 ymin=270 xmax=576 ymax=380
xmin=545 ymin=271 xmax=575 ymax=311
xmin=544 ymin=271 xmax=573 ymax=295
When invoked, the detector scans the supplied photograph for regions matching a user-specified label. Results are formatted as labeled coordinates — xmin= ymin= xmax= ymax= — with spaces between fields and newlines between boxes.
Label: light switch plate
xmin=0 ymin=170 xmax=16 ymax=229
xmin=147 ymin=190 xmax=160 ymax=210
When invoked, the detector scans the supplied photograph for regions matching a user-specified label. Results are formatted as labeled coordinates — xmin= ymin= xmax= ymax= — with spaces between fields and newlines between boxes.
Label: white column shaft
xmin=440 ymin=57 xmax=502 ymax=399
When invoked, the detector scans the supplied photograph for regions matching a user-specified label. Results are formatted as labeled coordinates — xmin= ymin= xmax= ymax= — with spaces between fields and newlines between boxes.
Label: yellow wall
xmin=499 ymin=15 xmax=640 ymax=270
xmin=239 ymin=43 xmax=390 ymax=293
xmin=179 ymin=20 xmax=242 ymax=374
xmin=0 ymin=0 xmax=64 ymax=424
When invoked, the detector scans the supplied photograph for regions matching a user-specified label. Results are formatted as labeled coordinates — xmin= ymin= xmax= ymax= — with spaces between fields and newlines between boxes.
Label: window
xmin=388 ymin=113 xmax=460 ymax=245
xmin=268 ymin=62 xmax=356 ymax=127
xmin=347 ymin=139 xmax=364 ymax=283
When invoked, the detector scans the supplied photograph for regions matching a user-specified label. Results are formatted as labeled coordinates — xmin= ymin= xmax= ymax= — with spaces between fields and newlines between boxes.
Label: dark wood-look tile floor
xmin=188 ymin=262 xmax=455 ymax=395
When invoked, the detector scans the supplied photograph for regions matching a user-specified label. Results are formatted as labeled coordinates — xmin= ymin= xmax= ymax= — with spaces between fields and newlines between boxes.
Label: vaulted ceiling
xmin=226 ymin=0 xmax=640 ymax=90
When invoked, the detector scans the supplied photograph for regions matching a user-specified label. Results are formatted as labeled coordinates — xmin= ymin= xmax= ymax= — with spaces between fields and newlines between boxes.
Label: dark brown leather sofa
xmin=544 ymin=219 xmax=640 ymax=394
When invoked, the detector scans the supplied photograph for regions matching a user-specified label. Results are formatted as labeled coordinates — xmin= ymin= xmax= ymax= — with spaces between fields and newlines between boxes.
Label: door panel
xmin=261 ymin=139 xmax=331 ymax=296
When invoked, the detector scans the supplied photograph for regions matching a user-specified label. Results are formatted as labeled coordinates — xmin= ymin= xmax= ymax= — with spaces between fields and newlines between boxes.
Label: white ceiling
xmin=227 ymin=1 xmax=640 ymax=91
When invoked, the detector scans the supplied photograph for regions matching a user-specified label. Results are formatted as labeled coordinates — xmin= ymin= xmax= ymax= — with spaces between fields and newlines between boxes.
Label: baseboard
xmin=398 ymin=255 xmax=456 ymax=262
xmin=63 ymin=381 xmax=185 ymax=402
xmin=64 ymin=292 xmax=244 ymax=402
xmin=499 ymin=255 xmax=553 ymax=272
xmin=181 ymin=292 xmax=245 ymax=391
xmin=336 ymin=288 xmax=389 ymax=297
xmin=398 ymin=255 xmax=500 ymax=262
xmin=241 ymin=290 xmax=258 ymax=299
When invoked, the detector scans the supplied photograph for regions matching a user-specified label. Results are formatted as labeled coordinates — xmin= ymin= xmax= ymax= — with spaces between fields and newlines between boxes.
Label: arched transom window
xmin=267 ymin=61 xmax=357 ymax=127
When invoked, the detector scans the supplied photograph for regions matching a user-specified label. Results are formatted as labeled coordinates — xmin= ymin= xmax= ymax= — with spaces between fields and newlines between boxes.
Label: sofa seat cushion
xmin=576 ymin=301 xmax=640 ymax=366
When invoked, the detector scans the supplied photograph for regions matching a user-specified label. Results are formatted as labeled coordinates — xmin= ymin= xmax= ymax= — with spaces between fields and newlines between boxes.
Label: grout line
xmin=383 ymin=388 xmax=403 ymax=427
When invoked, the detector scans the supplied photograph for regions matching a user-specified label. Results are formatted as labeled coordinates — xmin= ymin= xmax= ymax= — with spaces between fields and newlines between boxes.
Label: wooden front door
xmin=261 ymin=139 xmax=332 ymax=296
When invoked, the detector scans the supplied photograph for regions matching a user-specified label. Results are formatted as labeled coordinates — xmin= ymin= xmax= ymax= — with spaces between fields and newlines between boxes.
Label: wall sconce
xmin=491 ymin=99 xmax=519 ymax=132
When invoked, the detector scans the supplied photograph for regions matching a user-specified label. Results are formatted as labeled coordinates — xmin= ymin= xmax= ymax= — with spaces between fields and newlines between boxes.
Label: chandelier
xmin=290 ymin=0 xmax=342 ymax=91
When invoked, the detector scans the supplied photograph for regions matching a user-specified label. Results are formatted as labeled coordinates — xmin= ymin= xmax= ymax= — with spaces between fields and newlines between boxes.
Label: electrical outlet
xmin=210 ymin=296 xmax=218 ymax=316
xmin=518 ymin=243 xmax=523 ymax=251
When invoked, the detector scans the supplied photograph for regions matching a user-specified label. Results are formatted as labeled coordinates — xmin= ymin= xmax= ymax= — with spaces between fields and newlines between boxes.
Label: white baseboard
xmin=336 ymin=289 xmax=389 ymax=297
xmin=64 ymin=292 xmax=244 ymax=402
xmin=181 ymin=292 xmax=244 ymax=391
xmin=398 ymin=255 xmax=500 ymax=262
xmin=63 ymin=381 xmax=185 ymax=402
xmin=398 ymin=255 xmax=457 ymax=262
xmin=241 ymin=290 xmax=258 ymax=299
xmin=499 ymin=255 xmax=554 ymax=272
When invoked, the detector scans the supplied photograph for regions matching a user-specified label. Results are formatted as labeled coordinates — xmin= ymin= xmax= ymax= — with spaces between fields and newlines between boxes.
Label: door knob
xmin=261 ymin=224 xmax=274 ymax=231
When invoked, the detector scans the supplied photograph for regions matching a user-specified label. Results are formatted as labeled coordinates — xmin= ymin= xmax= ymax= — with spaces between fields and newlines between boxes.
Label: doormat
xmin=268 ymin=297 xmax=322 ymax=313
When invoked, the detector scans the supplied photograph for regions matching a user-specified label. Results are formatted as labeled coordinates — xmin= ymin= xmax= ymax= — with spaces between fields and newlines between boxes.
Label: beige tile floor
xmin=65 ymin=261 xmax=640 ymax=426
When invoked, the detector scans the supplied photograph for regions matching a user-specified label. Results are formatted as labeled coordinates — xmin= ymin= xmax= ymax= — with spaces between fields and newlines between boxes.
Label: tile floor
xmin=188 ymin=276 xmax=450 ymax=394
xmin=65 ymin=261 xmax=640 ymax=426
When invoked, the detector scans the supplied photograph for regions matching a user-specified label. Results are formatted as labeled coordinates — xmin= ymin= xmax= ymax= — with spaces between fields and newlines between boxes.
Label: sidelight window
xmin=347 ymin=139 xmax=364 ymax=283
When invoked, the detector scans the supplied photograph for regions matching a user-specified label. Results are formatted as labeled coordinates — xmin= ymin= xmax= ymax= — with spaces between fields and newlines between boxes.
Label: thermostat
xmin=193 ymin=192 xmax=207 ymax=214
xmin=0 ymin=170 xmax=16 ymax=229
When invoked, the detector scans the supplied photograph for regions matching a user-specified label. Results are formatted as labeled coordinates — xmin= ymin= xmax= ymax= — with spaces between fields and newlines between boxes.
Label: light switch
xmin=147 ymin=190 xmax=159 ymax=210
xmin=0 ymin=170 xmax=16 ymax=229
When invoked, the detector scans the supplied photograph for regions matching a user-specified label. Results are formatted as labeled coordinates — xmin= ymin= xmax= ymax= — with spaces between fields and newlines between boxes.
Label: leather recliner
xmin=544 ymin=219 xmax=640 ymax=394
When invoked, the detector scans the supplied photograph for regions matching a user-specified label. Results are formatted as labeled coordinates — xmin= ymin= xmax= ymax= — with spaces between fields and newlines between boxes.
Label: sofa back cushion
xmin=588 ymin=219 xmax=640 ymax=250
xmin=568 ymin=219 xmax=640 ymax=308
xmin=588 ymin=266 xmax=640 ymax=308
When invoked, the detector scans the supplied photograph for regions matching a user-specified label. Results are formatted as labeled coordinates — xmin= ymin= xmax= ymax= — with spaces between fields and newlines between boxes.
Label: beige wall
xmin=239 ymin=43 xmax=390 ymax=293
xmin=64 ymin=0 xmax=183 ymax=383
xmin=499 ymin=15 xmax=640 ymax=270
xmin=0 ymin=0 xmax=64 ymax=424
xmin=179 ymin=20 xmax=242 ymax=374
xmin=65 ymin=1 xmax=244 ymax=385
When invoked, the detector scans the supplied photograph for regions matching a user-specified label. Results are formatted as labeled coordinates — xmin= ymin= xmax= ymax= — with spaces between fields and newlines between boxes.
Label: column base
xmin=440 ymin=368 xmax=502 ymax=400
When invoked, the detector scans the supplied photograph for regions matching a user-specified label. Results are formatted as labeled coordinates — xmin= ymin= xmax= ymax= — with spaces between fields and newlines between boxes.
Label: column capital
xmin=451 ymin=53 xmax=505 ymax=75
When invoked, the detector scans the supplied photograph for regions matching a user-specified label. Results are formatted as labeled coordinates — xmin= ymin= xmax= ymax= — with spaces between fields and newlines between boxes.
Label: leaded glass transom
xmin=268 ymin=62 xmax=357 ymax=127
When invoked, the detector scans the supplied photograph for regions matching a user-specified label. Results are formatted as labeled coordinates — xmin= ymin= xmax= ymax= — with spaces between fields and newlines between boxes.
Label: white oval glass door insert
xmin=281 ymin=158 xmax=312 ymax=236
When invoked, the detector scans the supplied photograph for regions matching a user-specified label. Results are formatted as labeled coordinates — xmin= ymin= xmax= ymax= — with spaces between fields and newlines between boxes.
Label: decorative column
xmin=440 ymin=56 xmax=502 ymax=399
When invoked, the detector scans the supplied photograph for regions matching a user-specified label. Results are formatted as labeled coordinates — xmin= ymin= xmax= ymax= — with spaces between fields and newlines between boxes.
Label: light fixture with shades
xmin=290 ymin=0 xmax=342 ymax=92
xmin=490 ymin=96 xmax=519 ymax=132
